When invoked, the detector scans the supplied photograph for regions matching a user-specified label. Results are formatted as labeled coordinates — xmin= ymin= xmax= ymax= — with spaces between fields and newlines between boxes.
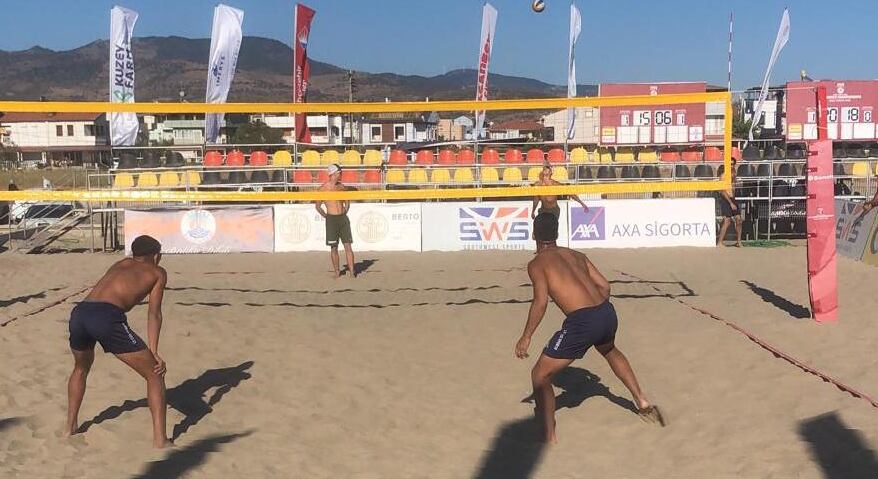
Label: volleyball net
xmin=0 ymin=91 xmax=732 ymax=203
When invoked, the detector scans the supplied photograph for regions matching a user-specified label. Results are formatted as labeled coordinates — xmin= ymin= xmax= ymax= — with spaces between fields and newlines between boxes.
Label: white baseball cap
xmin=327 ymin=164 xmax=341 ymax=175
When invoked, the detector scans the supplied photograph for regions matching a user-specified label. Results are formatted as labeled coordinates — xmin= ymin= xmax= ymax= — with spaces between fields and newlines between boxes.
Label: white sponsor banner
xmin=274 ymin=203 xmax=422 ymax=252
xmin=474 ymin=3 xmax=498 ymax=138
xmin=566 ymin=3 xmax=582 ymax=140
xmin=567 ymin=199 xmax=715 ymax=248
xmin=205 ymin=4 xmax=244 ymax=143
xmin=835 ymin=199 xmax=878 ymax=260
xmin=749 ymin=8 xmax=790 ymax=142
xmin=421 ymin=201 xmax=570 ymax=252
xmin=109 ymin=5 xmax=139 ymax=146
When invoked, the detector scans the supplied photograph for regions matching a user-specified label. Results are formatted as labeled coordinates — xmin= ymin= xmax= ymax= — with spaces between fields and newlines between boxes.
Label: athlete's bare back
xmin=85 ymin=258 xmax=166 ymax=312
xmin=527 ymin=246 xmax=610 ymax=315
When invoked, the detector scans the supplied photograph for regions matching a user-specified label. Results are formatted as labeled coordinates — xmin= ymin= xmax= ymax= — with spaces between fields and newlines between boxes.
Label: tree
xmin=230 ymin=120 xmax=284 ymax=144
xmin=732 ymin=102 xmax=755 ymax=140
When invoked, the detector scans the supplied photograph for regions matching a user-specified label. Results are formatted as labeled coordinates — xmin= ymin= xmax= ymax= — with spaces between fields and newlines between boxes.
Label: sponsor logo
xmin=297 ymin=27 xmax=310 ymax=49
xmin=279 ymin=210 xmax=311 ymax=244
xmin=459 ymin=206 xmax=530 ymax=242
xmin=570 ymin=207 xmax=606 ymax=241
xmin=649 ymin=85 xmax=658 ymax=96
xmin=836 ymin=83 xmax=845 ymax=95
xmin=112 ymin=43 xmax=135 ymax=101
xmin=357 ymin=211 xmax=389 ymax=243
xmin=180 ymin=209 xmax=216 ymax=245
xmin=610 ymin=222 xmax=710 ymax=238
xmin=211 ymin=54 xmax=226 ymax=86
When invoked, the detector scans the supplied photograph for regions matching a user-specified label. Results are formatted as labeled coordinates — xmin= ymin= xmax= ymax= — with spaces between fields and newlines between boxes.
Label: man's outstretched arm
xmin=516 ymin=262 xmax=549 ymax=358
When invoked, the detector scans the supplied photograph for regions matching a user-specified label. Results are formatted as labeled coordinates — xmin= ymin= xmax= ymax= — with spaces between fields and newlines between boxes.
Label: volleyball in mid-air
xmin=532 ymin=0 xmax=546 ymax=13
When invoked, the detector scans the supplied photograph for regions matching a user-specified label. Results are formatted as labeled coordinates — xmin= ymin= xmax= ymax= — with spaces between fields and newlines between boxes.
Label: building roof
xmin=489 ymin=120 xmax=545 ymax=131
xmin=0 ymin=112 xmax=104 ymax=123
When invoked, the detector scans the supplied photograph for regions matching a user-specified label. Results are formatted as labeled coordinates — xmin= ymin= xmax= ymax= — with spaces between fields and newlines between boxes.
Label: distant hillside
xmin=0 ymin=36 xmax=597 ymax=107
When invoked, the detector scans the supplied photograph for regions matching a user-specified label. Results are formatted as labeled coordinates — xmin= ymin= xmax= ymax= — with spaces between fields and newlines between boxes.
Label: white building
xmin=541 ymin=107 xmax=600 ymax=143
xmin=359 ymin=112 xmax=438 ymax=145
xmin=0 ymin=112 xmax=110 ymax=165
xmin=144 ymin=114 xmax=221 ymax=145
xmin=249 ymin=113 xmax=350 ymax=144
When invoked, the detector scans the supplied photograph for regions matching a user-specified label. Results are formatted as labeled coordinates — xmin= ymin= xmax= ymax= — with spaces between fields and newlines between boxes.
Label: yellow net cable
xmin=0 ymin=93 xmax=732 ymax=202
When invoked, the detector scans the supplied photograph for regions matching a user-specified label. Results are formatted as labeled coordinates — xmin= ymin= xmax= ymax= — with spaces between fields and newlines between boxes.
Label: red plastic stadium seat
xmin=704 ymin=147 xmax=723 ymax=162
xmin=389 ymin=149 xmax=408 ymax=166
xmin=547 ymin=148 xmax=566 ymax=164
xmin=226 ymin=150 xmax=245 ymax=167
xmin=660 ymin=150 xmax=682 ymax=162
xmin=526 ymin=148 xmax=545 ymax=164
xmin=293 ymin=170 xmax=313 ymax=184
xmin=504 ymin=148 xmax=523 ymax=164
xmin=681 ymin=150 xmax=702 ymax=162
xmin=341 ymin=170 xmax=360 ymax=183
xmin=363 ymin=169 xmax=381 ymax=183
xmin=249 ymin=150 xmax=269 ymax=166
xmin=731 ymin=146 xmax=742 ymax=161
xmin=481 ymin=148 xmax=500 ymax=164
xmin=203 ymin=151 xmax=223 ymax=167
xmin=458 ymin=149 xmax=475 ymax=164
xmin=438 ymin=149 xmax=457 ymax=165
xmin=316 ymin=170 xmax=330 ymax=184
xmin=415 ymin=150 xmax=435 ymax=165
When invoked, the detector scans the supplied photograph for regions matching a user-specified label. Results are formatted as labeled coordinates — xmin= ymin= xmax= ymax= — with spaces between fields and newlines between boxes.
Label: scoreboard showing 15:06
xmin=598 ymin=82 xmax=708 ymax=146
xmin=786 ymin=80 xmax=878 ymax=141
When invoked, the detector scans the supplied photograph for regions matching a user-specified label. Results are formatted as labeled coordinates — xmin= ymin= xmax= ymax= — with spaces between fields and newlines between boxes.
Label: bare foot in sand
xmin=154 ymin=439 xmax=175 ymax=449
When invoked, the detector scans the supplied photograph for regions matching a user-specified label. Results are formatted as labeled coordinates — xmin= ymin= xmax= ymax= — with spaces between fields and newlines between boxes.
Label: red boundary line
xmin=616 ymin=270 xmax=878 ymax=410
xmin=0 ymin=286 xmax=90 ymax=328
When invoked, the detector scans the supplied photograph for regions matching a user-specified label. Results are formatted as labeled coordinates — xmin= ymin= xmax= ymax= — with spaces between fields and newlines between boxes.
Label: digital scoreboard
xmin=786 ymin=80 xmax=878 ymax=142
xmin=598 ymin=82 xmax=707 ymax=146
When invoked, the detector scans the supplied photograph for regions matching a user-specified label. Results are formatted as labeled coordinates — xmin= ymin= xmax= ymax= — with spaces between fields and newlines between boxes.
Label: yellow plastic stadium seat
xmin=273 ymin=150 xmax=293 ymax=167
xmin=137 ymin=173 xmax=158 ymax=188
xmin=570 ymin=147 xmax=589 ymax=164
xmin=453 ymin=168 xmax=474 ymax=183
xmin=480 ymin=167 xmax=500 ymax=183
xmin=502 ymin=167 xmax=523 ymax=183
xmin=341 ymin=150 xmax=361 ymax=166
xmin=408 ymin=169 xmax=429 ymax=184
xmin=183 ymin=170 xmax=202 ymax=186
xmin=615 ymin=149 xmax=635 ymax=163
xmin=300 ymin=150 xmax=320 ymax=166
xmin=638 ymin=150 xmax=658 ymax=163
xmin=321 ymin=150 xmax=339 ymax=165
xmin=527 ymin=167 xmax=543 ymax=182
xmin=852 ymin=162 xmax=871 ymax=177
xmin=552 ymin=166 xmax=569 ymax=182
xmin=113 ymin=172 xmax=135 ymax=189
xmin=385 ymin=169 xmax=406 ymax=184
xmin=159 ymin=171 xmax=180 ymax=187
xmin=363 ymin=150 xmax=382 ymax=167
xmin=875 ymin=163 xmax=878 ymax=176
xmin=599 ymin=148 xmax=613 ymax=164
xmin=431 ymin=168 xmax=451 ymax=184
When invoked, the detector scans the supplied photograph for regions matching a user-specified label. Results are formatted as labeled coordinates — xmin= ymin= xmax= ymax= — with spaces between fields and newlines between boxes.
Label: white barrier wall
xmin=567 ymin=198 xmax=715 ymax=249
xmin=274 ymin=203 xmax=422 ymax=252
xmin=421 ymin=201 xmax=570 ymax=251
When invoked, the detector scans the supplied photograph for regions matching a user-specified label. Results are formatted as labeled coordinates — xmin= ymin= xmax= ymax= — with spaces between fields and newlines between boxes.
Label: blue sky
xmin=0 ymin=0 xmax=875 ymax=89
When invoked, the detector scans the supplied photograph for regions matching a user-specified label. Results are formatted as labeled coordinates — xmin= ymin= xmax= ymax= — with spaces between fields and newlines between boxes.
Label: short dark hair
xmin=131 ymin=235 xmax=161 ymax=257
xmin=533 ymin=212 xmax=559 ymax=242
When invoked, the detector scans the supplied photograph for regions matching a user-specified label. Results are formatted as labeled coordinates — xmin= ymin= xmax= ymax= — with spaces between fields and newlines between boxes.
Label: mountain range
xmin=0 ymin=36 xmax=597 ymax=108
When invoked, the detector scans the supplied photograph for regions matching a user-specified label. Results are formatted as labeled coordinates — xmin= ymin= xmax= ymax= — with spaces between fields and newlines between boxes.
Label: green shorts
xmin=325 ymin=213 xmax=353 ymax=246
xmin=539 ymin=205 xmax=561 ymax=219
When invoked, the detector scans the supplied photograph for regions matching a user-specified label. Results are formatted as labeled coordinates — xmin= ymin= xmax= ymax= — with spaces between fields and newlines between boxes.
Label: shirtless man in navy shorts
xmin=515 ymin=213 xmax=664 ymax=442
xmin=66 ymin=235 xmax=171 ymax=448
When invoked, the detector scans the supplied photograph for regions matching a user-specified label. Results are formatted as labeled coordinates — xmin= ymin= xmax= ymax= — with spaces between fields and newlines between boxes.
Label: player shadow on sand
xmin=0 ymin=417 xmax=23 ymax=434
xmin=472 ymin=367 xmax=637 ymax=479
xmin=740 ymin=280 xmax=811 ymax=319
xmin=798 ymin=411 xmax=878 ymax=479
xmin=0 ymin=287 xmax=64 ymax=307
xmin=78 ymin=361 xmax=253 ymax=441
xmin=131 ymin=430 xmax=254 ymax=479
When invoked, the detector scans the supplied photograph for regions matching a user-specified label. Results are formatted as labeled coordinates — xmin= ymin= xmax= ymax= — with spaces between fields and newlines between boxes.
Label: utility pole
xmin=347 ymin=70 xmax=356 ymax=144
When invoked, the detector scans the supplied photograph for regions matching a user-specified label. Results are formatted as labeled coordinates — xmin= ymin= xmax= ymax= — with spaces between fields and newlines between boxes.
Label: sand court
xmin=1 ymin=247 xmax=877 ymax=478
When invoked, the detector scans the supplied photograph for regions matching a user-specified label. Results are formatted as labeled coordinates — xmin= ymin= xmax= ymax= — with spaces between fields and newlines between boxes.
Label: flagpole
xmin=727 ymin=12 xmax=733 ymax=93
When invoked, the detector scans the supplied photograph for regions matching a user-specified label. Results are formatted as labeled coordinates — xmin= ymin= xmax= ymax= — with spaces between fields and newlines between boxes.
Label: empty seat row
xmin=117 ymin=151 xmax=187 ymax=170
xmin=384 ymin=166 xmax=569 ymax=184
xmin=113 ymin=171 xmax=202 ymax=188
